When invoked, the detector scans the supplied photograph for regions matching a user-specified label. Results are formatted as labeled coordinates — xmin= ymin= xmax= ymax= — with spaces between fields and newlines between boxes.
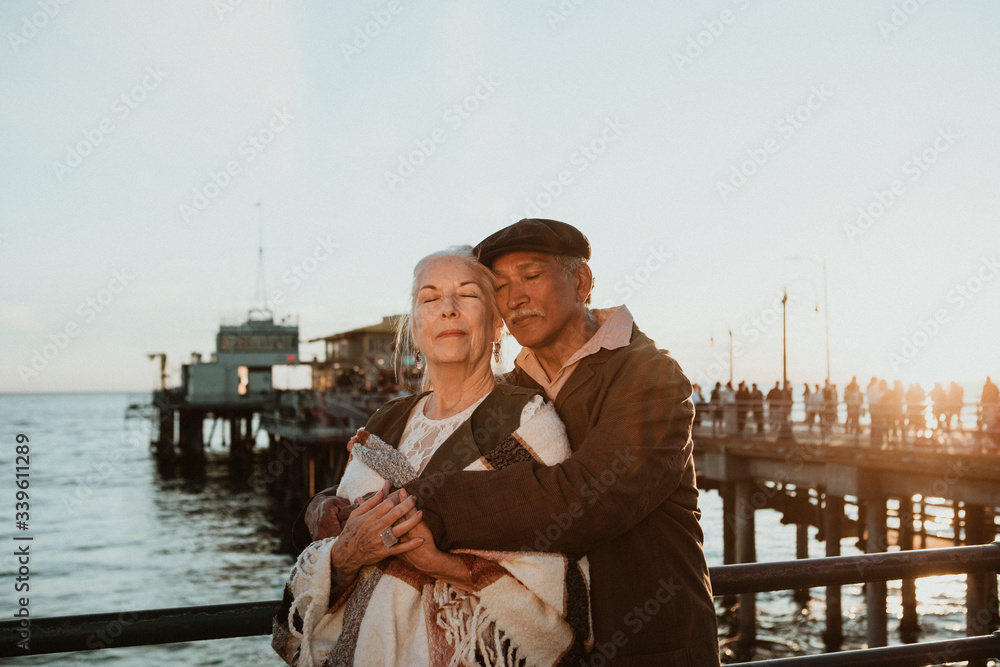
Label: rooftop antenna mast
xmin=250 ymin=201 xmax=272 ymax=321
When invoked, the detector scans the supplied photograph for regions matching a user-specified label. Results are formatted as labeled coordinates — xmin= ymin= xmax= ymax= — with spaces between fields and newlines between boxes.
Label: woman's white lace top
xmin=397 ymin=392 xmax=544 ymax=474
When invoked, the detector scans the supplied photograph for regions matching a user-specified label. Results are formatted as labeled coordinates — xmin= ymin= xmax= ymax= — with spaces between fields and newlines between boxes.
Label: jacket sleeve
xmin=406 ymin=345 xmax=695 ymax=554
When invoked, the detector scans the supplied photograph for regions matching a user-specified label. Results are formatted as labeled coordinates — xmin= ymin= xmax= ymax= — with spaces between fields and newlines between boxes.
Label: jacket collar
xmin=514 ymin=324 xmax=640 ymax=408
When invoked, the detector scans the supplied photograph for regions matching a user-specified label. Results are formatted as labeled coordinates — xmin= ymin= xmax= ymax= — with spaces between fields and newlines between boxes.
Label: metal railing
xmin=2 ymin=542 xmax=998 ymax=664
xmin=695 ymin=398 xmax=1000 ymax=452
xmin=730 ymin=633 xmax=1000 ymax=666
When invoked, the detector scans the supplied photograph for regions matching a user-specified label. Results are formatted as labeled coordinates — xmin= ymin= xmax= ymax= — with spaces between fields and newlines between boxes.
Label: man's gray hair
xmin=555 ymin=254 xmax=593 ymax=306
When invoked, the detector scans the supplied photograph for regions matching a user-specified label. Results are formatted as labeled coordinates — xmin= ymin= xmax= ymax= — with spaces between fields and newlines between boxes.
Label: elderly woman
xmin=272 ymin=247 xmax=591 ymax=667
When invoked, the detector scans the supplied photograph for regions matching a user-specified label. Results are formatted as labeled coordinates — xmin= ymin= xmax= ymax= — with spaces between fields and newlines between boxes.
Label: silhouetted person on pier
xmin=735 ymin=381 xmax=750 ymax=433
xmin=844 ymin=376 xmax=862 ymax=435
xmin=865 ymin=377 xmax=880 ymax=444
xmin=869 ymin=379 xmax=888 ymax=447
xmin=887 ymin=380 xmax=905 ymax=445
xmin=980 ymin=377 xmax=999 ymax=447
xmin=766 ymin=381 xmax=783 ymax=431
xmin=946 ymin=381 xmax=965 ymax=431
xmin=929 ymin=382 xmax=948 ymax=432
xmin=802 ymin=383 xmax=812 ymax=429
xmin=750 ymin=382 xmax=765 ymax=433
xmin=710 ymin=381 xmax=723 ymax=432
xmin=821 ymin=380 xmax=837 ymax=433
xmin=805 ymin=383 xmax=822 ymax=432
xmin=905 ymin=382 xmax=926 ymax=436
xmin=721 ymin=381 xmax=735 ymax=432
xmin=692 ymin=383 xmax=705 ymax=428
xmin=782 ymin=381 xmax=794 ymax=427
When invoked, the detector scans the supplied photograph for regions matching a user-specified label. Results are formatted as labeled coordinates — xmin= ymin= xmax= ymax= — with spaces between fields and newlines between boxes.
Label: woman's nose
xmin=440 ymin=293 xmax=459 ymax=316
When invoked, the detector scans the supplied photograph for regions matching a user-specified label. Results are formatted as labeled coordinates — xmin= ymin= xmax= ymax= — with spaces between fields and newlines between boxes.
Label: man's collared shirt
xmin=514 ymin=305 xmax=634 ymax=400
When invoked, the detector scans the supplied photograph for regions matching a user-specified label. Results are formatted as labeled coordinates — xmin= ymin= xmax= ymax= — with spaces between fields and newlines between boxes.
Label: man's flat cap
xmin=474 ymin=218 xmax=591 ymax=266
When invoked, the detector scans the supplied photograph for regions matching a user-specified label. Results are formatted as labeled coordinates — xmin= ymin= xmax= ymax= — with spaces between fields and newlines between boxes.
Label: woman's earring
xmin=414 ymin=349 xmax=423 ymax=371
xmin=493 ymin=340 xmax=501 ymax=363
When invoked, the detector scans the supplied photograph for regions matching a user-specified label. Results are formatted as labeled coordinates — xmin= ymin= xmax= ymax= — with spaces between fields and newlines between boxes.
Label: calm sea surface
xmin=0 ymin=393 xmax=973 ymax=665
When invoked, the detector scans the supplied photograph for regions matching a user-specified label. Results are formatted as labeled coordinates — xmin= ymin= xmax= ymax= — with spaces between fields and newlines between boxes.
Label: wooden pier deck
xmin=693 ymin=425 xmax=1000 ymax=509
xmin=691 ymin=422 xmax=999 ymax=660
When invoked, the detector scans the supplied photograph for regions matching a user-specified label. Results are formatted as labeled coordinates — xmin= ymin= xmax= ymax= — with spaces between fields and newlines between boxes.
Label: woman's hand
xmin=329 ymin=481 xmax=425 ymax=583
xmin=396 ymin=491 xmax=475 ymax=591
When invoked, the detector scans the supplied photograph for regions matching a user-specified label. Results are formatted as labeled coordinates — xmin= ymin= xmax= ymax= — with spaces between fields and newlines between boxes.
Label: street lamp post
xmin=779 ymin=289 xmax=795 ymax=442
xmin=710 ymin=327 xmax=734 ymax=385
xmin=822 ymin=258 xmax=830 ymax=382
xmin=782 ymin=290 xmax=788 ymax=389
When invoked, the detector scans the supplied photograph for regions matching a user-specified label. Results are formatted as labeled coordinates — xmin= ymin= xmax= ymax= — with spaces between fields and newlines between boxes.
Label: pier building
xmin=148 ymin=310 xmax=298 ymax=463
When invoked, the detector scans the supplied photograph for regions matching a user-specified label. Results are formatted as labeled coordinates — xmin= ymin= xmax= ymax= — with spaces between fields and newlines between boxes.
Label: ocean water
xmin=0 ymin=393 xmax=289 ymax=666
xmin=0 ymin=393 xmax=978 ymax=665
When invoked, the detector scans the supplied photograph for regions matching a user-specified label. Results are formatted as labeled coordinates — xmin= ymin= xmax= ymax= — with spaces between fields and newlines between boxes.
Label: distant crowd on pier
xmin=692 ymin=376 xmax=1000 ymax=449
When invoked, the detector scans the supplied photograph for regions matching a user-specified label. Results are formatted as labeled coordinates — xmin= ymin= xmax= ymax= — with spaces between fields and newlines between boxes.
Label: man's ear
xmin=575 ymin=263 xmax=594 ymax=304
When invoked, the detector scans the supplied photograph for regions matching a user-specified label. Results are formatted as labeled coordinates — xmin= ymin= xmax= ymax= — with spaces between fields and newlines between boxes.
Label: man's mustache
xmin=506 ymin=308 xmax=545 ymax=324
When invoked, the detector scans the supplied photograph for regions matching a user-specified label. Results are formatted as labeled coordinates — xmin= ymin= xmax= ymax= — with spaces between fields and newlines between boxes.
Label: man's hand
xmin=304 ymin=493 xmax=357 ymax=541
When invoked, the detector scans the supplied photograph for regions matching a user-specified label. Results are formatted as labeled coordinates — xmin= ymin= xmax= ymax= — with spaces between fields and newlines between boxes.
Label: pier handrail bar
xmin=2 ymin=542 xmax=997 ymax=659
xmin=728 ymin=632 xmax=1000 ymax=667
xmin=0 ymin=600 xmax=278 ymax=658
xmin=711 ymin=540 xmax=1000 ymax=596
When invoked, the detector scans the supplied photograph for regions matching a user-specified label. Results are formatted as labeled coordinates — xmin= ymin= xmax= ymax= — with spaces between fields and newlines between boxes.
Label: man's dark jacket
xmin=409 ymin=325 xmax=720 ymax=666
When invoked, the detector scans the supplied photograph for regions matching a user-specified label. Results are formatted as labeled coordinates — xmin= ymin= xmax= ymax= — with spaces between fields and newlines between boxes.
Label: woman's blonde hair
xmin=394 ymin=245 xmax=503 ymax=391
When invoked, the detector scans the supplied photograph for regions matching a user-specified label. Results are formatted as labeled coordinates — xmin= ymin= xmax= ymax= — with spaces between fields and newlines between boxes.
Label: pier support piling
xmin=899 ymin=496 xmax=920 ymax=643
xmin=735 ymin=480 xmax=757 ymax=658
xmin=987 ymin=508 xmax=1000 ymax=631
xmin=227 ymin=416 xmax=255 ymax=469
xmin=722 ymin=482 xmax=738 ymax=610
xmin=865 ymin=498 xmax=888 ymax=648
xmin=178 ymin=410 xmax=205 ymax=462
xmin=823 ymin=493 xmax=844 ymax=652
xmin=963 ymin=504 xmax=997 ymax=667
xmin=794 ymin=520 xmax=810 ymax=604
xmin=154 ymin=404 xmax=175 ymax=460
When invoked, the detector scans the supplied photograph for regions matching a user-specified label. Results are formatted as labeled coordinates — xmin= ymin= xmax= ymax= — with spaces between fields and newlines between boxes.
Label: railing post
xmin=919 ymin=498 xmax=928 ymax=549
xmin=736 ymin=479 xmax=757 ymax=659
xmin=822 ymin=493 xmax=844 ymax=652
xmin=988 ymin=515 xmax=1000 ymax=631
xmin=965 ymin=505 xmax=995 ymax=667
xmin=794 ymin=497 xmax=810 ymax=604
xmin=865 ymin=497 xmax=888 ymax=648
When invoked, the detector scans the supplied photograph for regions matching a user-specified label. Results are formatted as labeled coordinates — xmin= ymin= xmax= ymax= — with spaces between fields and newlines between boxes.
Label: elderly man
xmin=304 ymin=219 xmax=719 ymax=665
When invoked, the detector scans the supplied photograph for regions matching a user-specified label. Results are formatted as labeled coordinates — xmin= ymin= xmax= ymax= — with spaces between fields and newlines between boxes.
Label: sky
xmin=2 ymin=1 xmax=999 ymax=395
